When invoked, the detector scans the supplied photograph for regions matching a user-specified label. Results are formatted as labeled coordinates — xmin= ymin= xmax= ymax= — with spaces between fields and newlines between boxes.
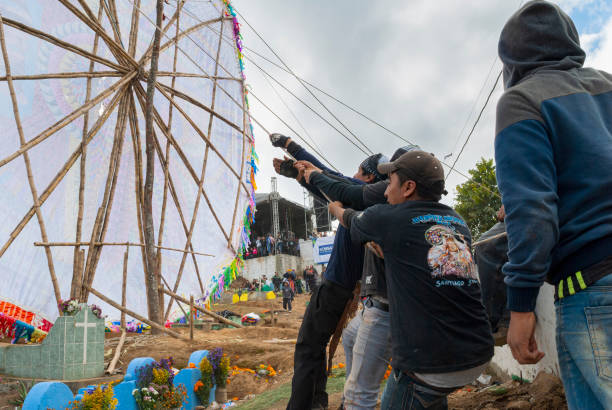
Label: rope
xmin=231 ymin=6 xmax=374 ymax=156
xmin=166 ymin=1 xmax=371 ymax=158
xmin=123 ymin=0 xmax=338 ymax=170
xmin=445 ymin=70 xmax=502 ymax=182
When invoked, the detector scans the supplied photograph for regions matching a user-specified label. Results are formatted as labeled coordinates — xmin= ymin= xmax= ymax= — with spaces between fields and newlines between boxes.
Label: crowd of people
xmin=267 ymin=2 xmax=612 ymax=409
xmin=243 ymin=232 xmax=301 ymax=259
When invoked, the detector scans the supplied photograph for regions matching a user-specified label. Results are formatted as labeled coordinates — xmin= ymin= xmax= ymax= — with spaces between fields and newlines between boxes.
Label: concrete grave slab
xmin=0 ymin=304 xmax=104 ymax=380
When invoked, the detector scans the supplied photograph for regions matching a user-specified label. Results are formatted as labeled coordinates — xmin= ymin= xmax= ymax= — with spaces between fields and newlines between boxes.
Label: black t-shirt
xmin=361 ymin=247 xmax=387 ymax=299
xmin=345 ymin=201 xmax=493 ymax=373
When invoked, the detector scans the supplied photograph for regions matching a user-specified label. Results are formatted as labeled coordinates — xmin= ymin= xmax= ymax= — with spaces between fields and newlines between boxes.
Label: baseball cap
xmin=378 ymin=150 xmax=447 ymax=198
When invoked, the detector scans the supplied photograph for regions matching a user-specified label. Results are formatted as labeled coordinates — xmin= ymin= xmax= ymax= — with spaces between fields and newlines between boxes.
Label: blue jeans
xmin=342 ymin=305 xmax=392 ymax=409
xmin=555 ymin=274 xmax=612 ymax=410
xmin=381 ymin=370 xmax=448 ymax=410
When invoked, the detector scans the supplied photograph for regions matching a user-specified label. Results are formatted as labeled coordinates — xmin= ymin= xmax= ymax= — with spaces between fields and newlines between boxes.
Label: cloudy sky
xmin=231 ymin=0 xmax=612 ymax=209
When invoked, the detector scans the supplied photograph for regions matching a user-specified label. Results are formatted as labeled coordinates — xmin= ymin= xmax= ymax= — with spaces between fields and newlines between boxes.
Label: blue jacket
xmin=287 ymin=141 xmax=365 ymax=289
xmin=495 ymin=1 xmax=612 ymax=311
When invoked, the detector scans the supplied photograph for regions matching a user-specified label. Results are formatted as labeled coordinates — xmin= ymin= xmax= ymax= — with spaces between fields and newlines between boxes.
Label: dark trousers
xmin=283 ymin=297 xmax=293 ymax=311
xmin=287 ymin=280 xmax=353 ymax=410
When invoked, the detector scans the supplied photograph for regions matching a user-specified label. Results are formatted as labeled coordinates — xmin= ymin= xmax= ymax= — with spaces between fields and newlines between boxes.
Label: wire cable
xmin=445 ymin=70 xmax=502 ymax=182
xmin=230 ymin=5 xmax=374 ymax=156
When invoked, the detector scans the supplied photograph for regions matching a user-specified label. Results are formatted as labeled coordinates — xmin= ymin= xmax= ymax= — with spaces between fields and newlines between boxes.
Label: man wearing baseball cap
xmin=329 ymin=151 xmax=493 ymax=409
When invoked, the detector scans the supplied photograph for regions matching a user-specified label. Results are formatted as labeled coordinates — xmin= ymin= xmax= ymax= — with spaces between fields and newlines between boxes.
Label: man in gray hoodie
xmin=495 ymin=1 xmax=612 ymax=408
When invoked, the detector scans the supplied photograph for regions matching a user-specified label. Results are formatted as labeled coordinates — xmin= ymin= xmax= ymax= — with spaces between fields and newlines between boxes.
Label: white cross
xmin=75 ymin=309 xmax=97 ymax=364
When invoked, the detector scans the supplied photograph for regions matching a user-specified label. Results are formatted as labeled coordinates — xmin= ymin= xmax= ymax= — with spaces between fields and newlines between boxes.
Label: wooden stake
xmin=0 ymin=15 xmax=62 ymax=312
xmin=159 ymin=287 xmax=243 ymax=328
xmin=189 ymin=295 xmax=194 ymax=341
xmin=84 ymin=285 xmax=189 ymax=340
xmin=121 ymin=247 xmax=129 ymax=329
xmin=106 ymin=329 xmax=126 ymax=375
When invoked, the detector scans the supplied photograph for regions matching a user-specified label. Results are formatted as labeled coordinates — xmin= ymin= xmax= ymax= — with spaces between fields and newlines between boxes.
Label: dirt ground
xmin=0 ymin=293 xmax=567 ymax=409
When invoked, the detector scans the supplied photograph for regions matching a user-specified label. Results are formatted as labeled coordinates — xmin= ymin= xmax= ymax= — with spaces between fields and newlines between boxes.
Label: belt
xmin=364 ymin=296 xmax=389 ymax=312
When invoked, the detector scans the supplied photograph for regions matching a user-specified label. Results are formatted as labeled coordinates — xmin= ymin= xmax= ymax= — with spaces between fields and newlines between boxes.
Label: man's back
xmin=496 ymin=66 xmax=612 ymax=289
xmin=348 ymin=200 xmax=493 ymax=373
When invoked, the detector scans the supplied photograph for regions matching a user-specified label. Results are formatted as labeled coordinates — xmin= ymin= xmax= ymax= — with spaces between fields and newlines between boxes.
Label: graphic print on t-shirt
xmin=425 ymin=225 xmax=477 ymax=280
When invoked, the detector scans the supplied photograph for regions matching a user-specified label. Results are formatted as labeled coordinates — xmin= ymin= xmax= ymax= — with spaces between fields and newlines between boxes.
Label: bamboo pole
xmin=155 ymin=83 xmax=249 ymax=196
xmin=72 ymin=0 xmax=104 ymax=300
xmin=228 ymin=78 xmax=249 ymax=246
xmin=189 ymin=295 xmax=194 ymax=341
xmin=0 ymin=71 xmax=137 ymax=169
xmin=127 ymin=96 xmax=206 ymax=295
xmin=0 ymin=72 xmax=121 ymax=81
xmin=121 ymin=247 xmax=129 ymax=329
xmin=132 ymin=82 xmax=232 ymax=245
xmin=85 ymin=95 xmax=129 ymax=290
xmin=0 ymin=85 xmax=128 ymax=259
xmin=327 ymin=282 xmax=361 ymax=374
xmin=64 ymin=0 xmax=137 ymax=68
xmin=84 ymin=285 xmax=190 ymax=340
xmin=155 ymin=16 xmax=230 ymax=58
xmin=472 ymin=231 xmax=507 ymax=248
xmin=34 ymin=242 xmax=214 ymax=257
xmin=0 ymin=15 xmax=62 ymax=312
xmin=142 ymin=0 xmax=165 ymax=330
xmin=156 ymin=6 xmax=182 ymax=314
xmin=137 ymin=1 xmax=185 ymax=65
xmin=127 ymin=0 xmax=141 ymax=57
xmin=82 ymin=93 xmax=130 ymax=300
xmin=155 ymin=83 xmax=246 ymax=143
xmin=106 ymin=329 xmax=126 ymax=375
xmin=0 ymin=17 xmax=124 ymax=72
xmin=159 ymin=287 xmax=243 ymax=328
xmin=164 ymin=9 xmax=226 ymax=321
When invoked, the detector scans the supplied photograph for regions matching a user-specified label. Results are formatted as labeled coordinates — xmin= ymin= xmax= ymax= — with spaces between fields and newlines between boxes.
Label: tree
xmin=454 ymin=158 xmax=502 ymax=239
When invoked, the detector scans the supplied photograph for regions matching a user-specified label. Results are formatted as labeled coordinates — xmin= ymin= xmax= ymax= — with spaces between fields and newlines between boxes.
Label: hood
xmin=498 ymin=0 xmax=585 ymax=88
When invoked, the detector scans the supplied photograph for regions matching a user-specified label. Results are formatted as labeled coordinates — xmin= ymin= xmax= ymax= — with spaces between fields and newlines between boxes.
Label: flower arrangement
xmin=71 ymin=384 xmax=117 ymax=409
xmin=59 ymin=299 xmax=80 ymax=316
xmin=91 ymin=304 xmax=103 ymax=319
xmin=195 ymin=356 xmax=214 ymax=405
xmin=132 ymin=358 xmax=184 ymax=409
xmin=208 ymin=348 xmax=231 ymax=388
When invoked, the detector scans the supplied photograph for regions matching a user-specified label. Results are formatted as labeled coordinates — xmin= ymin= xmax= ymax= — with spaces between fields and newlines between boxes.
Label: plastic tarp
xmin=0 ymin=0 xmax=254 ymax=322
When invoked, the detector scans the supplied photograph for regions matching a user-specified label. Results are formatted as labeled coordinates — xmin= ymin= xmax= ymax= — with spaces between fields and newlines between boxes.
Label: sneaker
xmin=270 ymin=133 xmax=289 ymax=148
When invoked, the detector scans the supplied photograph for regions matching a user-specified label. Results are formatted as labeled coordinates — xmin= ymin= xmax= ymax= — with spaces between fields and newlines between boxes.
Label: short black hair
xmin=393 ymin=170 xmax=443 ymax=201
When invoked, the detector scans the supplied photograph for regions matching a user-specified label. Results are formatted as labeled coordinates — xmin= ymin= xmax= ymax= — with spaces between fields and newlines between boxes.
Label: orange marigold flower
xmin=232 ymin=397 xmax=239 ymax=401
xmin=188 ymin=363 xmax=196 ymax=368
xmin=338 ymin=363 xmax=345 ymax=368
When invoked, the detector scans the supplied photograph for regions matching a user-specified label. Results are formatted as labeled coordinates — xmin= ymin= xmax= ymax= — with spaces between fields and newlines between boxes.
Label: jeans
xmin=381 ymin=370 xmax=448 ymax=410
xmin=342 ymin=305 xmax=392 ymax=409
xmin=283 ymin=298 xmax=293 ymax=311
xmin=555 ymin=273 xmax=612 ymax=410
xmin=287 ymin=280 xmax=353 ymax=410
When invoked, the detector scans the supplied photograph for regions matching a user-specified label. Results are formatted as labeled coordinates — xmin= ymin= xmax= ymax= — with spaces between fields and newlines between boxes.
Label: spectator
xmin=495 ymin=2 xmax=612 ymax=408
xmin=329 ymin=151 xmax=493 ymax=409
xmin=272 ymin=272 xmax=282 ymax=293
xmin=282 ymin=280 xmax=294 ymax=311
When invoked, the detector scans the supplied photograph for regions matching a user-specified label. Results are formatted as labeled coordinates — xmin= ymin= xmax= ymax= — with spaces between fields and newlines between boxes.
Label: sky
xmin=231 ymin=0 xmax=612 ymax=210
